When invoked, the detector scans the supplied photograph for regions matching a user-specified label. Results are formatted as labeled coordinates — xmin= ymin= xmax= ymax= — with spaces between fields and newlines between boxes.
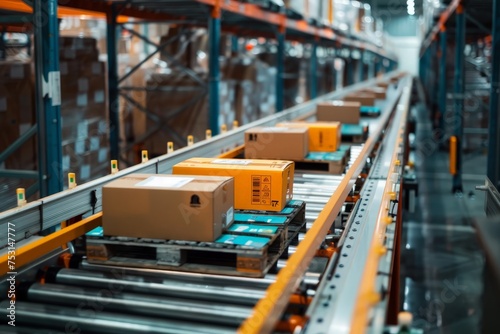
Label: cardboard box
xmin=376 ymin=82 xmax=390 ymax=89
xmin=277 ymin=122 xmax=342 ymax=152
xmin=344 ymin=93 xmax=376 ymax=106
xmin=244 ymin=127 xmax=309 ymax=161
xmin=103 ymin=174 xmax=234 ymax=242
xmin=360 ymin=87 xmax=386 ymax=99
xmin=316 ymin=101 xmax=361 ymax=124
xmin=172 ymin=158 xmax=294 ymax=212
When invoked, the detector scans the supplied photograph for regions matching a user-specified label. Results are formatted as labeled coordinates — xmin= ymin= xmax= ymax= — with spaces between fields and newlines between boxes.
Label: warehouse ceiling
xmin=366 ymin=0 xmax=493 ymax=39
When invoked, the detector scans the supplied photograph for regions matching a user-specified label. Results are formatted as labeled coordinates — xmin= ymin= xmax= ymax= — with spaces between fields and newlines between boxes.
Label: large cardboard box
xmin=360 ymin=87 xmax=386 ymax=99
xmin=173 ymin=158 xmax=294 ymax=212
xmin=277 ymin=122 xmax=342 ymax=152
xmin=344 ymin=93 xmax=376 ymax=106
xmin=316 ymin=101 xmax=361 ymax=124
xmin=244 ymin=127 xmax=309 ymax=161
xmin=103 ymin=174 xmax=234 ymax=242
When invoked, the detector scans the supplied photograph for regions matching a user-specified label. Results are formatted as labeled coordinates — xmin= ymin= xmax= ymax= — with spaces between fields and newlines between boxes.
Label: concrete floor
xmin=400 ymin=101 xmax=487 ymax=333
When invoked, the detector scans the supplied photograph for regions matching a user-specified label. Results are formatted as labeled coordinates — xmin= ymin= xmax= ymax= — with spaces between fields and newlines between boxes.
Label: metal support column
xmin=276 ymin=28 xmax=285 ymax=112
xmin=0 ymin=32 xmax=5 ymax=60
xmin=310 ymin=42 xmax=318 ymax=100
xmin=231 ymin=35 xmax=238 ymax=55
xmin=452 ymin=5 xmax=465 ymax=193
xmin=374 ymin=56 xmax=381 ymax=78
xmin=431 ymin=41 xmax=439 ymax=107
xmin=106 ymin=6 xmax=120 ymax=160
xmin=347 ymin=58 xmax=354 ymax=86
xmin=208 ymin=9 xmax=221 ymax=133
xmin=419 ymin=50 xmax=426 ymax=83
xmin=368 ymin=52 xmax=375 ymax=79
xmin=34 ymin=0 xmax=62 ymax=196
xmin=488 ymin=0 xmax=500 ymax=188
xmin=439 ymin=27 xmax=447 ymax=132
xmin=358 ymin=50 xmax=364 ymax=82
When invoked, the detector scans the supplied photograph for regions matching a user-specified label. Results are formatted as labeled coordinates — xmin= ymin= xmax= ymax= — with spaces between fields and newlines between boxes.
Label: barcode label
xmin=251 ymin=175 xmax=271 ymax=205
xmin=252 ymin=176 xmax=261 ymax=204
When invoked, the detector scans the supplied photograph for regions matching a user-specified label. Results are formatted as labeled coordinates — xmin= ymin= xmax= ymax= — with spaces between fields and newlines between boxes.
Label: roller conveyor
xmin=43 ymin=267 xmax=266 ymax=305
xmin=0 ymin=300 xmax=236 ymax=334
xmin=20 ymin=282 xmax=252 ymax=326
xmin=0 ymin=74 xmax=411 ymax=334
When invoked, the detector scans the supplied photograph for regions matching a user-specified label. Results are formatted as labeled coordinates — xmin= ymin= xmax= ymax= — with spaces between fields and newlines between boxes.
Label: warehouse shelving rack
xmin=419 ymin=0 xmax=500 ymax=195
xmin=0 ymin=0 xmax=397 ymax=207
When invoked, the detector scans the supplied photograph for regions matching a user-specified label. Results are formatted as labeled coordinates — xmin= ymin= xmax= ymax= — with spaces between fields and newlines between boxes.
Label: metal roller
xmin=0 ymin=300 xmax=235 ymax=334
xmin=21 ymin=282 xmax=251 ymax=326
xmin=45 ymin=268 xmax=264 ymax=306
xmin=0 ymin=326 xmax=64 ymax=334
xmin=291 ymin=195 xmax=330 ymax=205
xmin=78 ymin=263 xmax=275 ymax=289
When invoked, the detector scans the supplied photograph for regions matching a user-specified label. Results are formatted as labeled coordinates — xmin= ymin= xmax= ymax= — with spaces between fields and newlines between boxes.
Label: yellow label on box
xmin=172 ymin=158 xmax=294 ymax=212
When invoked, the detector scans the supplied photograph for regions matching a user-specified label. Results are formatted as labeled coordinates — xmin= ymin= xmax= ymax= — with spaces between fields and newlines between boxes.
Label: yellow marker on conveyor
xmin=68 ymin=173 xmax=77 ymax=189
xmin=233 ymin=121 xmax=239 ymax=129
xmin=206 ymin=129 xmax=212 ymax=139
xmin=141 ymin=150 xmax=148 ymax=163
xmin=187 ymin=135 xmax=194 ymax=147
xmin=111 ymin=160 xmax=119 ymax=174
xmin=167 ymin=142 xmax=174 ymax=153
xmin=16 ymin=188 xmax=26 ymax=207
xmin=221 ymin=124 xmax=227 ymax=133
xmin=383 ymin=216 xmax=393 ymax=225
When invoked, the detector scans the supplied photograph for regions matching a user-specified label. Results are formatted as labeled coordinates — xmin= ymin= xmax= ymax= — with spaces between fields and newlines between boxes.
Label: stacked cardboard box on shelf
xmin=59 ymin=36 xmax=109 ymax=183
xmin=0 ymin=61 xmax=37 ymax=207
xmin=144 ymin=72 xmax=209 ymax=155
xmin=223 ymin=57 xmax=276 ymax=124
xmin=0 ymin=61 xmax=36 ymax=170
xmin=258 ymin=53 xmax=302 ymax=109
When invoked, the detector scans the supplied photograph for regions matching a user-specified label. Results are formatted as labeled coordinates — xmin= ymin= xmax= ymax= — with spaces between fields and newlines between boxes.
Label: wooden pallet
xmin=233 ymin=200 xmax=307 ymax=252
xmin=86 ymin=202 xmax=306 ymax=278
xmin=341 ymin=124 xmax=369 ymax=143
xmin=294 ymin=152 xmax=348 ymax=175
xmin=360 ymin=106 xmax=382 ymax=117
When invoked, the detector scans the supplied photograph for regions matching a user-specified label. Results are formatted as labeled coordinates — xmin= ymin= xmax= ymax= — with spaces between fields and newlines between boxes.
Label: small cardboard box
xmin=277 ymin=122 xmax=342 ymax=152
xmin=244 ymin=127 xmax=309 ymax=161
xmin=376 ymin=82 xmax=390 ymax=89
xmin=316 ymin=101 xmax=361 ymax=124
xmin=361 ymin=87 xmax=386 ymax=99
xmin=173 ymin=158 xmax=294 ymax=212
xmin=344 ymin=92 xmax=376 ymax=106
xmin=103 ymin=174 xmax=234 ymax=242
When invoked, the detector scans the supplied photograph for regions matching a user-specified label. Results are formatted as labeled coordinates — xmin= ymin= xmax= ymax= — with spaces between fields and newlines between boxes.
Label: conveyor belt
xmin=1 ymin=74 xmax=411 ymax=333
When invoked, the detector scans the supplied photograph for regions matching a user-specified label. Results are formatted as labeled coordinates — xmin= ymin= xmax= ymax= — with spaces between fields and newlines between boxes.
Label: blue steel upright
xmin=276 ymin=30 xmax=285 ymax=112
xmin=208 ymin=12 xmax=221 ymax=133
xmin=358 ymin=50 xmax=364 ymax=82
xmin=368 ymin=52 xmax=375 ymax=79
xmin=439 ymin=27 xmax=447 ymax=132
xmin=488 ymin=0 xmax=500 ymax=188
xmin=231 ymin=35 xmax=238 ymax=54
xmin=106 ymin=6 xmax=120 ymax=159
xmin=452 ymin=5 xmax=465 ymax=193
xmin=430 ymin=41 xmax=439 ymax=107
xmin=34 ymin=0 xmax=62 ymax=196
xmin=347 ymin=57 xmax=354 ymax=85
xmin=310 ymin=42 xmax=318 ymax=100
xmin=374 ymin=55 xmax=381 ymax=78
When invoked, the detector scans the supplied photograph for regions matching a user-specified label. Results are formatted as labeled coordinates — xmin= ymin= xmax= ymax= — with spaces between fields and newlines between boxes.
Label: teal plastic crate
xmin=215 ymin=234 xmax=270 ymax=249
xmin=228 ymin=224 xmax=279 ymax=235
xmin=86 ymin=226 xmax=103 ymax=237
xmin=341 ymin=124 xmax=365 ymax=136
xmin=360 ymin=105 xmax=381 ymax=116
xmin=306 ymin=152 xmax=344 ymax=162
xmin=234 ymin=213 xmax=288 ymax=225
